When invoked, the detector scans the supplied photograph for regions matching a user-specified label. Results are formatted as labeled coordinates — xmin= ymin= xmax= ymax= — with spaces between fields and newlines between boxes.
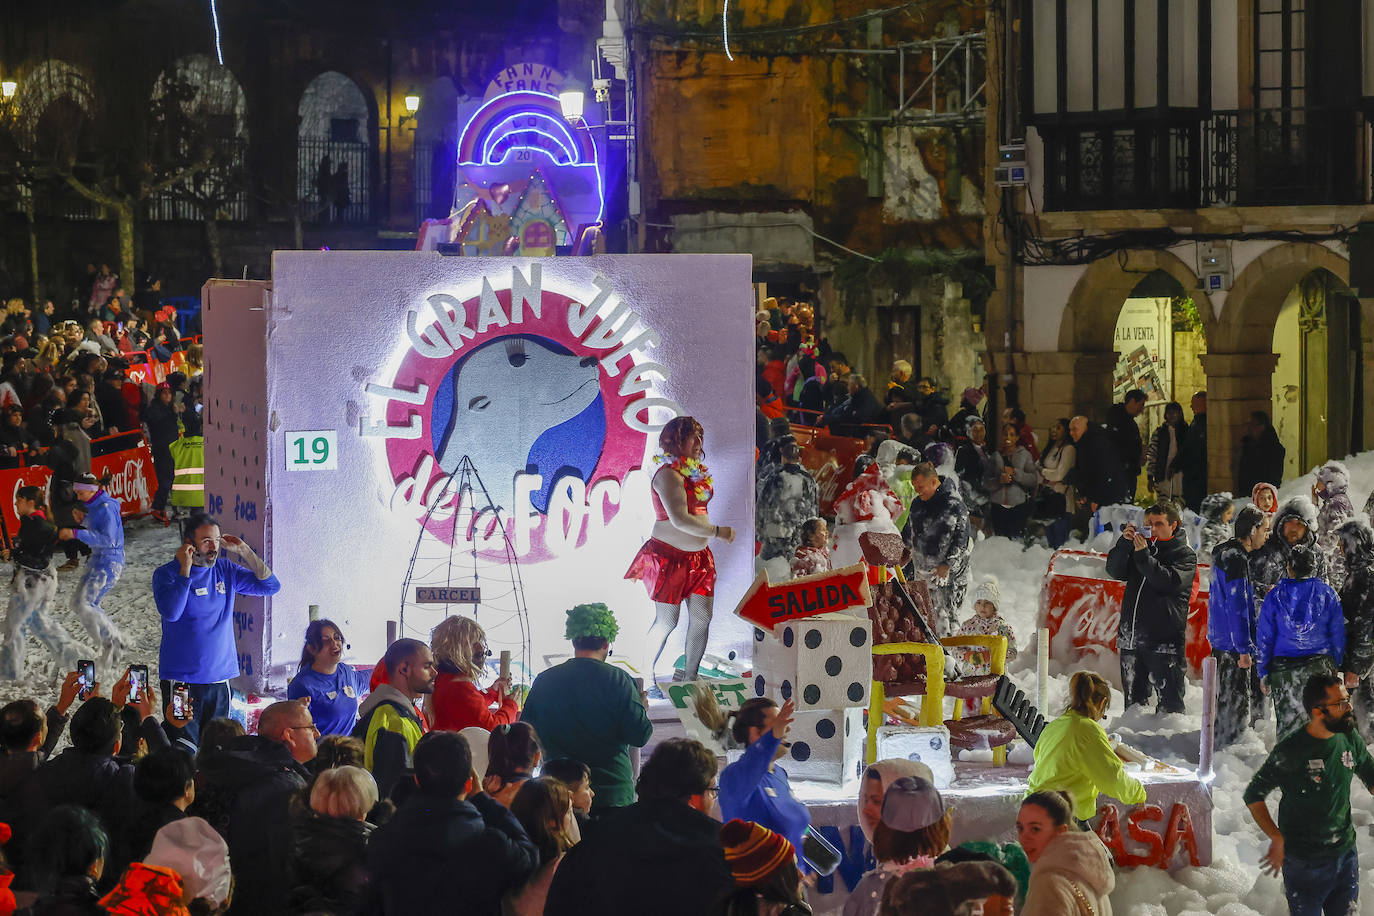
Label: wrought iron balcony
xmin=1036 ymin=108 xmax=1369 ymax=211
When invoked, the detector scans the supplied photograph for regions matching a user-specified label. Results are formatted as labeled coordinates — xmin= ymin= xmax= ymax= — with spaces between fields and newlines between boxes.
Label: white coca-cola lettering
xmin=104 ymin=458 xmax=150 ymax=508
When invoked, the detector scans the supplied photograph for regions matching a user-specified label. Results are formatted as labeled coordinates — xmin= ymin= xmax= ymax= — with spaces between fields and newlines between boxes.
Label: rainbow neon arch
xmin=443 ymin=87 xmax=607 ymax=253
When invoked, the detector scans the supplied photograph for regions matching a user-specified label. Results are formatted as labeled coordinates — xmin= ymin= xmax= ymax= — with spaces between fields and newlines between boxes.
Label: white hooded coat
xmin=1021 ymin=830 xmax=1115 ymax=916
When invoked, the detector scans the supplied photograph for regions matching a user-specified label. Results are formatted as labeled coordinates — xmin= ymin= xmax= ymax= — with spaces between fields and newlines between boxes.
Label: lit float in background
xmin=417 ymin=64 xmax=608 ymax=257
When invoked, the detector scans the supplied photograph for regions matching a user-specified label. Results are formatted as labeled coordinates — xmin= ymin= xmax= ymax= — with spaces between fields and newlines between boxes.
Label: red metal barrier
xmin=0 ymin=435 xmax=159 ymax=544
xmin=1039 ymin=549 xmax=1212 ymax=678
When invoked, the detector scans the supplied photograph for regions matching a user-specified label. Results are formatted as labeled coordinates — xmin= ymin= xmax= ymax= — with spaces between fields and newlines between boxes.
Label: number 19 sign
xmin=286 ymin=430 xmax=338 ymax=471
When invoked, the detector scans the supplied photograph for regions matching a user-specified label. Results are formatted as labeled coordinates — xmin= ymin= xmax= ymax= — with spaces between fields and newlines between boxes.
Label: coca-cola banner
xmin=93 ymin=441 xmax=157 ymax=516
xmin=0 ymin=439 xmax=159 ymax=545
xmin=1039 ymin=549 xmax=1211 ymax=681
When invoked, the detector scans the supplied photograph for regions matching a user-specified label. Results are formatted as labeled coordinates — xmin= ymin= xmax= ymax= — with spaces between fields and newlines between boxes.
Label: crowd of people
xmin=1 ymin=291 xmax=1372 ymax=916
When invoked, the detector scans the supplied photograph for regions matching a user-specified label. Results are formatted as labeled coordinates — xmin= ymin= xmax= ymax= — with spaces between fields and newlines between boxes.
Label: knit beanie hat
xmin=719 ymin=819 xmax=795 ymax=887
xmin=144 ymin=817 xmax=232 ymax=907
xmin=971 ymin=577 xmax=1000 ymax=607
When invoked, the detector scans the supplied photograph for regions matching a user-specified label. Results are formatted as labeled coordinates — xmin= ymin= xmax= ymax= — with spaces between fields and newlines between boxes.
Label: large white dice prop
xmin=875 ymin=725 xmax=955 ymax=789
xmin=751 ymin=613 xmax=873 ymax=710
xmin=781 ymin=707 xmax=866 ymax=785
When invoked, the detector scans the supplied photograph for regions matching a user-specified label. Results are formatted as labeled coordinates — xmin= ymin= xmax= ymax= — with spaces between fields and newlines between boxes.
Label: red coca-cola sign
xmin=1040 ymin=550 xmax=1211 ymax=677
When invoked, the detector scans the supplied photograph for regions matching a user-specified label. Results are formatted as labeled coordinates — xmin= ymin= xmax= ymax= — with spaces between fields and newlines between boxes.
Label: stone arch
xmin=1211 ymin=241 xmax=1350 ymax=353
xmin=297 ymin=71 xmax=374 ymax=222
xmin=148 ymin=54 xmax=250 ymax=220
xmin=13 ymin=60 xmax=97 ymax=154
xmin=1058 ymin=248 xmax=1213 ymax=353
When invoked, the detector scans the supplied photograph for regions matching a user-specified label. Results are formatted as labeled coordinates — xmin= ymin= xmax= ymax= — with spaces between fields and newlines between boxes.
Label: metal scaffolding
xmin=826 ymin=31 xmax=987 ymax=128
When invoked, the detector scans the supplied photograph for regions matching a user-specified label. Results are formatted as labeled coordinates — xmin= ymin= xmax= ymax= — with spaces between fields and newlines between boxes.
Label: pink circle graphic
xmin=383 ymin=285 xmax=649 ymax=562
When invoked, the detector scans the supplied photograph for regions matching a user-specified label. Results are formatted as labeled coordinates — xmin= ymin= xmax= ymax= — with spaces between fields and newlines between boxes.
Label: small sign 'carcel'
xmin=414 ymin=587 xmax=482 ymax=604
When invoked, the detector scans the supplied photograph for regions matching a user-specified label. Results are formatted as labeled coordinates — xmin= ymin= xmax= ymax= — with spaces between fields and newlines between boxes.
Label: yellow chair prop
xmin=867 ymin=634 xmax=1012 ymax=766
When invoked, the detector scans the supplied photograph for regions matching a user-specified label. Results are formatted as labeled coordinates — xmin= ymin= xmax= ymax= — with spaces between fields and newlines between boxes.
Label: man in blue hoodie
xmin=1208 ymin=504 xmax=1272 ymax=748
xmin=1257 ymin=542 xmax=1346 ymax=741
xmin=58 ymin=475 xmax=126 ymax=668
xmin=152 ymin=512 xmax=280 ymax=745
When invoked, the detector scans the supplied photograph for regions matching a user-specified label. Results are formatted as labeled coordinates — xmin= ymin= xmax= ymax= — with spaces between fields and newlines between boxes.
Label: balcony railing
xmin=1036 ymin=108 xmax=1369 ymax=211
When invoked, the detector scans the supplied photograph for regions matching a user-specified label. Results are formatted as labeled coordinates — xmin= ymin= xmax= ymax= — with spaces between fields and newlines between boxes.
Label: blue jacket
xmin=1256 ymin=577 xmax=1345 ymax=678
xmin=153 ymin=557 xmax=281 ymax=683
xmin=74 ymin=491 xmax=124 ymax=562
xmin=718 ymin=731 xmax=811 ymax=872
xmin=1208 ymin=540 xmax=1258 ymax=654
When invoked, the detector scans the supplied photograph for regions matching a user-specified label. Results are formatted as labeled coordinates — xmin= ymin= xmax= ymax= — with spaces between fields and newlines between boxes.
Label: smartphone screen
xmin=77 ymin=660 xmax=95 ymax=700
xmin=172 ymin=683 xmax=190 ymax=719
xmin=129 ymin=665 xmax=149 ymax=702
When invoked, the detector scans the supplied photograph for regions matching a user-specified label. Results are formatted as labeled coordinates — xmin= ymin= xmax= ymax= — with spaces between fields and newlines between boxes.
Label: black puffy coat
xmin=1237 ymin=424 xmax=1285 ymax=493
xmin=1337 ymin=522 xmax=1374 ymax=680
xmin=902 ymin=475 xmax=971 ymax=574
xmin=1249 ymin=497 xmax=1323 ymax=599
xmin=289 ymin=812 xmax=373 ymax=916
xmin=365 ymin=791 xmax=538 ymax=916
xmin=190 ymin=736 xmax=309 ymax=916
xmin=1104 ymin=402 xmax=1144 ymax=477
xmin=1068 ymin=425 xmax=1124 ymax=507
xmin=1105 ymin=529 xmax=1198 ymax=653
xmin=544 ymin=798 xmax=732 ymax=916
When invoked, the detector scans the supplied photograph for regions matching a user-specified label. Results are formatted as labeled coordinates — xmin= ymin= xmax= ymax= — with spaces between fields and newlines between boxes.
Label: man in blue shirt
xmin=152 ymin=511 xmax=280 ymax=745
xmin=58 ymin=476 xmax=126 ymax=669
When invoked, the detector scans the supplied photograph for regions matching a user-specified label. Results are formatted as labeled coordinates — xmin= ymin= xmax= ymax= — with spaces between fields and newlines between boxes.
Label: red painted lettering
xmin=1125 ymin=805 xmax=1165 ymax=867
xmin=1163 ymin=804 xmax=1201 ymax=867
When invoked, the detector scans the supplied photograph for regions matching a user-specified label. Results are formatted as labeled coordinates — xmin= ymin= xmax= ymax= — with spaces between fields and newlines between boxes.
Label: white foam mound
xmin=961 ymin=449 xmax=1374 ymax=914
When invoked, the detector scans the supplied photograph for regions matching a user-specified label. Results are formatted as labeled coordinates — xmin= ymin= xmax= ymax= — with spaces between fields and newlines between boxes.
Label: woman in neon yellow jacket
xmin=1026 ymin=670 xmax=1147 ymax=823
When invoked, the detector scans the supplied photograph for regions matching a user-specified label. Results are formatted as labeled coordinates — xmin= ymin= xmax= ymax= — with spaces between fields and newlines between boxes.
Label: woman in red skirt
xmin=625 ymin=416 xmax=736 ymax=695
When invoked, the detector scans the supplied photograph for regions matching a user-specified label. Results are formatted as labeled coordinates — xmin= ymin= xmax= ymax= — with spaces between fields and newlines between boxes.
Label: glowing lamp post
xmin=558 ymin=89 xmax=585 ymax=123
xmin=0 ymin=80 xmax=16 ymax=100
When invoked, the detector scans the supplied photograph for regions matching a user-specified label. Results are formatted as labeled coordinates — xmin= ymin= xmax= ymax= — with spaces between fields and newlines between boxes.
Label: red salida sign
xmin=734 ymin=563 xmax=872 ymax=634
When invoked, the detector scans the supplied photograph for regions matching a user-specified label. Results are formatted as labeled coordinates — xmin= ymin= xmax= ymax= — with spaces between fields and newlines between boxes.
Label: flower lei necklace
xmin=654 ymin=452 xmax=713 ymax=502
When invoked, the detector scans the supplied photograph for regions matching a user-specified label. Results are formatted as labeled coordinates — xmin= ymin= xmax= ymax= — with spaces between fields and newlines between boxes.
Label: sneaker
xmin=57 ymin=559 xmax=79 ymax=572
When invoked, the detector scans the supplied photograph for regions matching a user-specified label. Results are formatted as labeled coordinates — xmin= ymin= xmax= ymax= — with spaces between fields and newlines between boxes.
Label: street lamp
xmin=559 ymin=87 xmax=585 ymax=123
xmin=399 ymin=90 xmax=420 ymax=128
xmin=1 ymin=80 xmax=16 ymax=101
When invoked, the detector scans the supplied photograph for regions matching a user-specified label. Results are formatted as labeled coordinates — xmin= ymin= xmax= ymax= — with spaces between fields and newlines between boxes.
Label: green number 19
xmin=294 ymin=436 xmax=329 ymax=465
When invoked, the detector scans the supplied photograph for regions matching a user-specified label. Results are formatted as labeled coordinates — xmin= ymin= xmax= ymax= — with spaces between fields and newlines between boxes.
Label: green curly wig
xmin=564 ymin=603 xmax=619 ymax=643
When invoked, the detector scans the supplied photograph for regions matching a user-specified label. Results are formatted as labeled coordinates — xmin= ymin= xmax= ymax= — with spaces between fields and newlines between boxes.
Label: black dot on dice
xmin=781 ymin=680 xmax=793 ymax=700
xmin=754 ymin=628 xmax=765 ymax=642
xmin=783 ymin=627 xmax=795 ymax=648
xmin=850 ymin=626 xmax=867 ymax=647
xmin=816 ymin=718 xmax=836 ymax=739
xmin=825 ymin=655 xmax=842 ymax=676
xmin=805 ymin=628 xmax=822 ymax=650
xmin=754 ymin=675 xmax=765 ymax=696
xmin=804 ymin=684 xmax=820 ymax=705
xmin=848 ymin=682 xmax=865 ymax=702
xmin=791 ymin=741 xmax=812 ymax=762
xmin=845 ymin=716 xmax=852 ymax=736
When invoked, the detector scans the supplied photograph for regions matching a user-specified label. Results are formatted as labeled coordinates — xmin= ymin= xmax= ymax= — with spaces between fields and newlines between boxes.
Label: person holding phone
xmin=0 ymin=485 xmax=88 ymax=680
xmin=152 ymin=511 xmax=280 ymax=745
xmin=1104 ymin=503 xmax=1198 ymax=714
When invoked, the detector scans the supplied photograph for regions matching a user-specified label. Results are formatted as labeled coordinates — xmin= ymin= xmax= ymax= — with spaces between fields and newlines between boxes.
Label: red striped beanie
xmin=719 ymin=819 xmax=795 ymax=886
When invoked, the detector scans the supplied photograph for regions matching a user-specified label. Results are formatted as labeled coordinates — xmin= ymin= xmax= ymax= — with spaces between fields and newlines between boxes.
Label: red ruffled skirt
xmin=625 ymin=538 xmax=716 ymax=604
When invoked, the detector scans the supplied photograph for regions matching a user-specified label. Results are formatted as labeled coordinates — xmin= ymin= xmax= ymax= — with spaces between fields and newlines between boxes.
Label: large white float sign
xmin=203 ymin=253 xmax=755 ymax=691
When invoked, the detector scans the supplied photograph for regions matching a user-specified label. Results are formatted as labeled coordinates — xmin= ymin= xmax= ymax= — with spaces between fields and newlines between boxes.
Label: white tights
xmin=646 ymin=595 xmax=714 ymax=682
